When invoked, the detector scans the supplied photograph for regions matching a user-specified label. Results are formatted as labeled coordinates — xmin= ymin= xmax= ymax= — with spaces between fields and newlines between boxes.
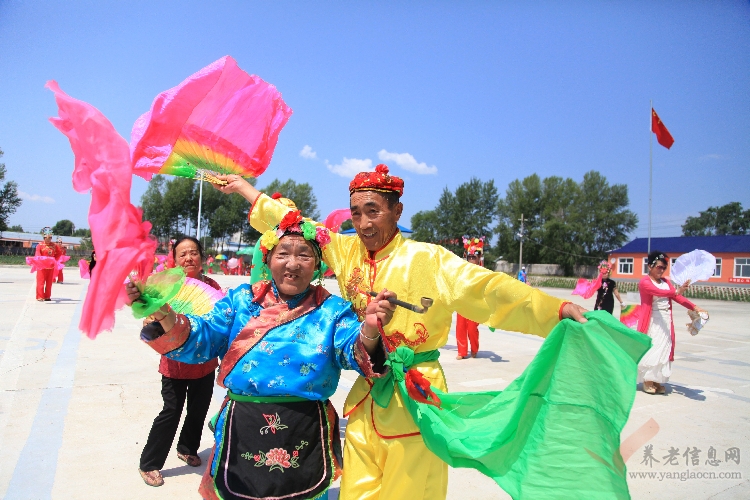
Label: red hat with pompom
xmin=349 ymin=164 xmax=404 ymax=196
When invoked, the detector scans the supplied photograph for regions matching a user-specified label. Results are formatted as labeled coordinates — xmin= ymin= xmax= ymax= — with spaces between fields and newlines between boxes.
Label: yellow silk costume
xmin=249 ymin=194 xmax=565 ymax=499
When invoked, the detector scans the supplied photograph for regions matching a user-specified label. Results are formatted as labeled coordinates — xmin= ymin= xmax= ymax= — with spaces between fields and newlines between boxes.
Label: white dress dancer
xmin=638 ymin=280 xmax=672 ymax=384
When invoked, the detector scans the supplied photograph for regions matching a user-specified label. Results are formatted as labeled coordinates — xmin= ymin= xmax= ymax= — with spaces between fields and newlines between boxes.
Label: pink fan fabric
xmin=79 ymin=259 xmax=91 ymax=279
xmin=130 ymin=55 xmax=293 ymax=180
xmin=572 ymin=271 xmax=604 ymax=299
xmin=53 ymin=255 xmax=71 ymax=281
xmin=324 ymin=209 xmax=352 ymax=233
xmin=26 ymin=256 xmax=57 ymax=273
xmin=47 ymin=81 xmax=158 ymax=339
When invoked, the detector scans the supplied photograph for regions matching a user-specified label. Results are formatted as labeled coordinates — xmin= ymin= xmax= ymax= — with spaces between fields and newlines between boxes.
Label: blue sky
xmin=1 ymin=1 xmax=748 ymax=239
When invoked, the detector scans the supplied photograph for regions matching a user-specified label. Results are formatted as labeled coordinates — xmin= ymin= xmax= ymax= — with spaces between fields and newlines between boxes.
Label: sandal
xmin=138 ymin=468 xmax=164 ymax=487
xmin=177 ymin=452 xmax=202 ymax=467
xmin=456 ymin=355 xmax=465 ymax=360
xmin=655 ymin=383 xmax=666 ymax=395
xmin=643 ymin=382 xmax=657 ymax=395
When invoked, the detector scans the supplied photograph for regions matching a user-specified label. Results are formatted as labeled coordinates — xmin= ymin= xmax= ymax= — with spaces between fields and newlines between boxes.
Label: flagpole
xmin=648 ymin=100 xmax=653 ymax=255
xmin=196 ymin=171 xmax=204 ymax=243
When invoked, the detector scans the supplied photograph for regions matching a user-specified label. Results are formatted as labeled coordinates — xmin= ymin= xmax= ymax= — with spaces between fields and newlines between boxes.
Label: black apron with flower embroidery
xmin=215 ymin=399 xmax=339 ymax=500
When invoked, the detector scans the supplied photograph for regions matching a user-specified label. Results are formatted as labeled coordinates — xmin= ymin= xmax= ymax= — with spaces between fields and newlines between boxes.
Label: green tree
xmin=141 ymin=175 xmax=172 ymax=244
xmin=162 ymin=177 xmax=197 ymax=236
xmin=73 ymin=228 xmax=91 ymax=237
xmin=411 ymin=177 xmax=500 ymax=266
xmin=8 ymin=224 xmax=23 ymax=232
xmin=0 ymin=148 xmax=22 ymax=231
xmin=51 ymin=219 xmax=75 ymax=236
xmin=682 ymin=202 xmax=749 ymax=236
xmin=495 ymin=171 xmax=637 ymax=274
xmin=259 ymin=179 xmax=320 ymax=220
xmin=340 ymin=219 xmax=354 ymax=232
xmin=209 ymin=193 xmax=248 ymax=251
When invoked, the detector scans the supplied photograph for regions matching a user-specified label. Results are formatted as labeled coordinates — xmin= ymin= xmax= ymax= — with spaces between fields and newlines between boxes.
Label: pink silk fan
xmin=130 ymin=55 xmax=293 ymax=184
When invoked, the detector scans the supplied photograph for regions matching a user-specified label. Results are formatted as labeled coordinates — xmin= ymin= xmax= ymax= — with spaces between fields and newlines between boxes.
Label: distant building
xmin=608 ymin=235 xmax=750 ymax=284
xmin=0 ymin=231 xmax=83 ymax=255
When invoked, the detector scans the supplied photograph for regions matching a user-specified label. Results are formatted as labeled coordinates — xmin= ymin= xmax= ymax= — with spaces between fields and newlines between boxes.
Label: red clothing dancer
xmin=55 ymin=237 xmax=67 ymax=283
xmin=456 ymin=236 xmax=485 ymax=360
xmin=138 ymin=236 xmax=221 ymax=487
xmin=35 ymin=228 xmax=62 ymax=301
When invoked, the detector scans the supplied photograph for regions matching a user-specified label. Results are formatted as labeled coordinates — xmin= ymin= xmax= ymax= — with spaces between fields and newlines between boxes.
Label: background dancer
xmin=456 ymin=236 xmax=484 ymax=360
xmin=34 ymin=227 xmax=61 ymax=301
xmin=637 ymin=251 xmax=707 ymax=395
xmin=55 ymin=236 xmax=67 ymax=283
xmin=138 ymin=237 xmax=221 ymax=487
xmin=593 ymin=261 xmax=623 ymax=314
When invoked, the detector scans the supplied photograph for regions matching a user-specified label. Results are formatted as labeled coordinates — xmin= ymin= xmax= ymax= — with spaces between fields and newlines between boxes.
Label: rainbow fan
xmin=131 ymin=56 xmax=292 ymax=184
xmin=619 ymin=305 xmax=642 ymax=329
xmin=168 ymin=277 xmax=225 ymax=315
xmin=131 ymin=268 xmax=186 ymax=319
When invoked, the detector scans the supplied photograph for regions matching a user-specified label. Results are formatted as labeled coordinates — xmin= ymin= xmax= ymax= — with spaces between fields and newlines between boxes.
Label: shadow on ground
xmin=161 ymin=447 xmax=213 ymax=478
xmin=442 ymin=344 xmax=508 ymax=363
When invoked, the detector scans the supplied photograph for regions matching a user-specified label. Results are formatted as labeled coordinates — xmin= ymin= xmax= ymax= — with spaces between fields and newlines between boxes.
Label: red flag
xmin=651 ymin=108 xmax=674 ymax=149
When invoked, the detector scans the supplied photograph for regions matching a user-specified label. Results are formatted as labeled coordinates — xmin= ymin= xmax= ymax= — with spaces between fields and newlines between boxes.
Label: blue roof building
xmin=608 ymin=235 xmax=750 ymax=284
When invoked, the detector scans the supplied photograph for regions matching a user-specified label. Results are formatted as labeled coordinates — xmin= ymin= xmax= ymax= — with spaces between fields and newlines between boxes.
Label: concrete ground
xmin=1 ymin=266 xmax=748 ymax=499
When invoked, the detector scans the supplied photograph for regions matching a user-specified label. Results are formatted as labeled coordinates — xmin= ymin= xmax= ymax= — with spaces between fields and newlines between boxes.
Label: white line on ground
xmin=0 ymin=281 xmax=36 ymax=455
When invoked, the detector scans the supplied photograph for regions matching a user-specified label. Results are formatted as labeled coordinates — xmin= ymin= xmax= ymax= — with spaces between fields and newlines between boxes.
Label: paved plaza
xmin=1 ymin=266 xmax=748 ymax=499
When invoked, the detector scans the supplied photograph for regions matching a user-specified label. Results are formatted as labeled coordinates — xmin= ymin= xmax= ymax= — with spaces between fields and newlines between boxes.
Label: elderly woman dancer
xmin=138 ymin=236 xmax=222 ymax=487
xmin=128 ymin=212 xmax=396 ymax=500
xmin=637 ymin=250 xmax=707 ymax=395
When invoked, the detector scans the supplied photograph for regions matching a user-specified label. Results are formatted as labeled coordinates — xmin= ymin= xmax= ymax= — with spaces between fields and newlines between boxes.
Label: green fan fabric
xmin=131 ymin=267 xmax=186 ymax=319
xmin=399 ymin=311 xmax=651 ymax=500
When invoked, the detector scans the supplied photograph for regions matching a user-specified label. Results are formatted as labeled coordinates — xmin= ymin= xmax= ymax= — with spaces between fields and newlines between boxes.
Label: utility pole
xmin=518 ymin=214 xmax=525 ymax=273
xmin=196 ymin=171 xmax=204 ymax=245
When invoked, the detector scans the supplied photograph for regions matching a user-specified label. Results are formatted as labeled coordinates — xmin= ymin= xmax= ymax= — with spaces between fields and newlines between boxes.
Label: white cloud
xmin=325 ymin=158 xmax=373 ymax=177
xmin=378 ymin=149 xmax=437 ymax=175
xmin=698 ymin=154 xmax=728 ymax=161
xmin=299 ymin=145 xmax=317 ymax=160
xmin=19 ymin=191 xmax=55 ymax=204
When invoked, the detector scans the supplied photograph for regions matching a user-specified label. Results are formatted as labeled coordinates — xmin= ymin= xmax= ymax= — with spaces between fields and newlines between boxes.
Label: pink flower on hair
xmin=315 ymin=226 xmax=331 ymax=247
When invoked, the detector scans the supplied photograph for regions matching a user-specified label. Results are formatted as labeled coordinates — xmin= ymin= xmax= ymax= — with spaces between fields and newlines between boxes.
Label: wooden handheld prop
xmin=368 ymin=291 xmax=433 ymax=314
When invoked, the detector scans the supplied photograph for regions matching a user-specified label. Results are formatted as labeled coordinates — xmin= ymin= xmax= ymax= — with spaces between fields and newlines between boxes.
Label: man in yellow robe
xmin=216 ymin=165 xmax=586 ymax=500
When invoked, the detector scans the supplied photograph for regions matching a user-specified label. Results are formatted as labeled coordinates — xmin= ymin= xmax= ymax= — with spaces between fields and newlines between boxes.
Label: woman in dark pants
xmin=138 ymin=236 xmax=222 ymax=487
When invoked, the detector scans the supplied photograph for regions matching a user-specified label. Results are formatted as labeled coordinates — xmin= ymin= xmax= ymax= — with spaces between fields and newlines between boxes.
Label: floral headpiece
xmin=462 ymin=235 xmax=485 ymax=256
xmin=349 ymin=164 xmax=404 ymax=196
xmin=598 ymin=260 xmax=611 ymax=272
xmin=259 ymin=210 xmax=331 ymax=260
xmin=41 ymin=227 xmax=52 ymax=237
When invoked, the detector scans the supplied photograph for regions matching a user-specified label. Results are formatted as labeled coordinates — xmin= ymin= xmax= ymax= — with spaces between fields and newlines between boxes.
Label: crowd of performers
xmin=574 ymin=256 xmax=708 ymax=396
xmin=28 ymin=164 xmax=712 ymax=499
xmin=40 ymin=57 xmax=712 ymax=498
xmin=123 ymin=164 xmax=598 ymax=499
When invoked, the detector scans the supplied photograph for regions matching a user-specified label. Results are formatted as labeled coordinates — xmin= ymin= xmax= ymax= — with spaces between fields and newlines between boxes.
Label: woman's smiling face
xmin=175 ymin=240 xmax=202 ymax=278
xmin=267 ymin=235 xmax=317 ymax=299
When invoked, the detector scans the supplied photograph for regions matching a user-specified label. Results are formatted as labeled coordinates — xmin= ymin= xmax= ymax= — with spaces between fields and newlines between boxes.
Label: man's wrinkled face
xmin=349 ymin=191 xmax=402 ymax=253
